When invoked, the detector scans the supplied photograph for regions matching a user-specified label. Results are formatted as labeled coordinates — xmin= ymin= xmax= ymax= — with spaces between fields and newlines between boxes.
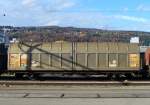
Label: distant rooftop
xmin=0 ymin=33 xmax=9 ymax=44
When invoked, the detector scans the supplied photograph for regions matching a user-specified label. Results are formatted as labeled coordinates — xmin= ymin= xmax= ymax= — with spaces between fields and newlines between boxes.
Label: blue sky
xmin=1 ymin=0 xmax=150 ymax=31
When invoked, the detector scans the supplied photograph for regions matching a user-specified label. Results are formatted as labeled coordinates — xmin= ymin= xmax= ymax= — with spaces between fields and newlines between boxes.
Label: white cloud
xmin=22 ymin=0 xmax=76 ymax=11
xmin=113 ymin=15 xmax=148 ymax=23
xmin=58 ymin=2 xmax=75 ymax=9
xmin=137 ymin=4 xmax=150 ymax=11
xmin=22 ymin=0 xmax=36 ymax=7
xmin=122 ymin=7 xmax=129 ymax=12
xmin=46 ymin=0 xmax=76 ymax=12
xmin=45 ymin=20 xmax=60 ymax=26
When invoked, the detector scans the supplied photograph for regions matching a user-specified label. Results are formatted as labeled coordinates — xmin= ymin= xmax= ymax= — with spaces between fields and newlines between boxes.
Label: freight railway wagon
xmin=6 ymin=41 xmax=143 ymax=77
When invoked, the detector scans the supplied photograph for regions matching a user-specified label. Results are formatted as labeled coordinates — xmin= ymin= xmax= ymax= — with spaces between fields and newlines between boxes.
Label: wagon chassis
xmin=0 ymin=42 xmax=148 ymax=80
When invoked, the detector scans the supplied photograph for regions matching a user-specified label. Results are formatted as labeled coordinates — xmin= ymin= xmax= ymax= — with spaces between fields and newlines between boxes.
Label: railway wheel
xmin=141 ymin=72 xmax=149 ymax=79
xmin=107 ymin=73 xmax=113 ymax=80
xmin=15 ymin=73 xmax=25 ymax=80
xmin=115 ymin=74 xmax=121 ymax=80
xmin=125 ymin=73 xmax=133 ymax=79
xmin=141 ymin=66 xmax=150 ymax=79
xmin=107 ymin=73 xmax=121 ymax=80
xmin=27 ymin=73 xmax=35 ymax=80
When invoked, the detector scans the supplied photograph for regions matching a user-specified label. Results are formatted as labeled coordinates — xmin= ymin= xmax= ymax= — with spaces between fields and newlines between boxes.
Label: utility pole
xmin=3 ymin=13 xmax=6 ymax=43
xmin=72 ymin=36 xmax=74 ymax=70
xmin=2 ymin=13 xmax=10 ymax=47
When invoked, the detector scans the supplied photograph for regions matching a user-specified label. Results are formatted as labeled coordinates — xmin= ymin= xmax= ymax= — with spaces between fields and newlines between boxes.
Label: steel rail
xmin=0 ymin=80 xmax=150 ymax=86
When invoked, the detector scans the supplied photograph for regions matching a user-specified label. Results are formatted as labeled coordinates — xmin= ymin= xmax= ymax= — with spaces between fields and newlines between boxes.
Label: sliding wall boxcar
xmin=8 ymin=42 xmax=140 ymax=72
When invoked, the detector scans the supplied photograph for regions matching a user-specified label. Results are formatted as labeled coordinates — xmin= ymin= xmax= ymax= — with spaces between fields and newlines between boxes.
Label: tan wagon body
xmin=8 ymin=42 xmax=140 ymax=72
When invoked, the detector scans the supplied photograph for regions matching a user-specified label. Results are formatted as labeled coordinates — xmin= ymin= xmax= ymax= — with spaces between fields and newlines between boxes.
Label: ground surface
xmin=1 ymin=98 xmax=150 ymax=105
xmin=0 ymin=85 xmax=150 ymax=105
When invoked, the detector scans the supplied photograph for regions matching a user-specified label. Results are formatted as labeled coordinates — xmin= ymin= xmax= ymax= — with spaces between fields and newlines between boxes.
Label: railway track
xmin=0 ymin=80 xmax=150 ymax=86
